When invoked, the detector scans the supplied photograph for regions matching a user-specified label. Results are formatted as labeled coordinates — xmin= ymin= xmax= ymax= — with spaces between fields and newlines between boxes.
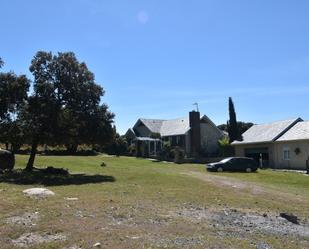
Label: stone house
xmin=125 ymin=111 xmax=224 ymax=157
xmin=232 ymin=117 xmax=309 ymax=170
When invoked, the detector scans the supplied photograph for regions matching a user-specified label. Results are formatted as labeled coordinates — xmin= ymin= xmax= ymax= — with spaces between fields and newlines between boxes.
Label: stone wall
xmin=200 ymin=123 xmax=223 ymax=154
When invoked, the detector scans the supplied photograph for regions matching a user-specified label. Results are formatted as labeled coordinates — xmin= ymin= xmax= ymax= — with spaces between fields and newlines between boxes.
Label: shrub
xmin=171 ymin=146 xmax=184 ymax=164
xmin=128 ymin=144 xmax=136 ymax=156
xmin=159 ymin=141 xmax=172 ymax=160
xmin=218 ymin=137 xmax=234 ymax=156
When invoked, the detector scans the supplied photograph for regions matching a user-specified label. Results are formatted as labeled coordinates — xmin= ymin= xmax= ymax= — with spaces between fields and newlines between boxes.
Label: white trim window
xmin=283 ymin=148 xmax=290 ymax=160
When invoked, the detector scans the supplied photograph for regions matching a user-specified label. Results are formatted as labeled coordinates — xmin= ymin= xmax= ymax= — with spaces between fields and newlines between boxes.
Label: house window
xmin=283 ymin=148 xmax=290 ymax=160
xmin=176 ymin=136 xmax=180 ymax=145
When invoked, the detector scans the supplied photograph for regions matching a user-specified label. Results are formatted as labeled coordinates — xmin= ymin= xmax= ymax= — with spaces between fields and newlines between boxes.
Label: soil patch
xmin=171 ymin=206 xmax=309 ymax=238
xmin=7 ymin=212 xmax=40 ymax=227
xmin=12 ymin=232 xmax=66 ymax=247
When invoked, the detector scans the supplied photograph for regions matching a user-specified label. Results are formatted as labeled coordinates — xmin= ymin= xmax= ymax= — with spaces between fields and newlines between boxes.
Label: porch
xmin=134 ymin=137 xmax=162 ymax=157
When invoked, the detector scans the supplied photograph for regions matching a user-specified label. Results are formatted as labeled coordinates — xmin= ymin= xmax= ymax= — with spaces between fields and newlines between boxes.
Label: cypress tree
xmin=227 ymin=97 xmax=239 ymax=142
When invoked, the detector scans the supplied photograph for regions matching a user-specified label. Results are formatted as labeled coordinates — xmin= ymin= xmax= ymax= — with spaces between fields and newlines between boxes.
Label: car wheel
xmin=217 ymin=167 xmax=223 ymax=172
xmin=245 ymin=167 xmax=252 ymax=173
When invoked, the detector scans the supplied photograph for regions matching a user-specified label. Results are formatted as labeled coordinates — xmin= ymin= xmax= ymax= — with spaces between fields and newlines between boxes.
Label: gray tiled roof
xmin=277 ymin=121 xmax=309 ymax=141
xmin=137 ymin=114 xmax=222 ymax=137
xmin=160 ymin=117 xmax=190 ymax=136
xmin=139 ymin=117 xmax=190 ymax=136
xmin=232 ymin=118 xmax=302 ymax=145
xmin=139 ymin=119 xmax=165 ymax=134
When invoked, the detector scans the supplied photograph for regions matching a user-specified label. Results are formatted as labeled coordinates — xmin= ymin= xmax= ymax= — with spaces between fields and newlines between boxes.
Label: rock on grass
xmin=23 ymin=188 xmax=55 ymax=198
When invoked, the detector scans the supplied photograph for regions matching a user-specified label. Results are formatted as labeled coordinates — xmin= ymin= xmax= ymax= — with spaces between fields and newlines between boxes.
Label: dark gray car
xmin=206 ymin=157 xmax=258 ymax=172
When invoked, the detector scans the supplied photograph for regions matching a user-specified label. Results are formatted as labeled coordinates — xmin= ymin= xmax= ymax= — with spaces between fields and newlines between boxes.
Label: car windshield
xmin=220 ymin=158 xmax=231 ymax=163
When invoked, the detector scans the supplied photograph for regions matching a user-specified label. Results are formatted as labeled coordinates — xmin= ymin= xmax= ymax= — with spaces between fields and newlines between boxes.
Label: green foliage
xmin=218 ymin=121 xmax=253 ymax=135
xmin=128 ymin=143 xmax=136 ymax=156
xmin=104 ymin=128 xmax=128 ymax=156
xmin=171 ymin=146 xmax=185 ymax=163
xmin=237 ymin=121 xmax=254 ymax=135
xmin=159 ymin=141 xmax=172 ymax=160
xmin=227 ymin=97 xmax=241 ymax=142
xmin=218 ymin=137 xmax=234 ymax=156
xmin=0 ymin=51 xmax=114 ymax=170
xmin=0 ymin=67 xmax=30 ymax=152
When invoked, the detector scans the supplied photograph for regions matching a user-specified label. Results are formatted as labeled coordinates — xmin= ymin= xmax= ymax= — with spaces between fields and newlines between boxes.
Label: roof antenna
xmin=193 ymin=102 xmax=199 ymax=112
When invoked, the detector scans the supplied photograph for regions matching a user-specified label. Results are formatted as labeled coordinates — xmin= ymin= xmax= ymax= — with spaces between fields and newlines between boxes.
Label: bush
xmin=104 ymin=135 xmax=128 ymax=156
xmin=159 ymin=141 xmax=172 ymax=160
xmin=0 ymin=149 xmax=15 ymax=172
xmin=218 ymin=137 xmax=234 ymax=156
xmin=171 ymin=146 xmax=185 ymax=164
xmin=128 ymin=144 xmax=136 ymax=156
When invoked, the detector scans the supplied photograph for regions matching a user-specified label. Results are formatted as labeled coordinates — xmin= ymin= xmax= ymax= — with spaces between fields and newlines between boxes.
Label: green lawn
xmin=1 ymin=155 xmax=308 ymax=249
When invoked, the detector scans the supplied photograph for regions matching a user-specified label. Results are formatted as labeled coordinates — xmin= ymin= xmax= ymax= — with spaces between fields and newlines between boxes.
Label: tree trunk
xmin=26 ymin=140 xmax=38 ymax=171
xmin=5 ymin=143 xmax=9 ymax=150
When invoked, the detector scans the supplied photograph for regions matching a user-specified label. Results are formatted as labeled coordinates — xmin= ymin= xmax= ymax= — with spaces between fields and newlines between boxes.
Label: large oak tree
xmin=23 ymin=51 xmax=114 ymax=170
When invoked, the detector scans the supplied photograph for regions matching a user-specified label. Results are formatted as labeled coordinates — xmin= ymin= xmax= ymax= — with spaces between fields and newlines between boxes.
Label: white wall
xmin=274 ymin=140 xmax=309 ymax=170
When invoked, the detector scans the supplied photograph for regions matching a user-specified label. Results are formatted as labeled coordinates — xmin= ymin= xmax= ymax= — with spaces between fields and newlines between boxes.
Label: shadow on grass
xmin=0 ymin=169 xmax=115 ymax=186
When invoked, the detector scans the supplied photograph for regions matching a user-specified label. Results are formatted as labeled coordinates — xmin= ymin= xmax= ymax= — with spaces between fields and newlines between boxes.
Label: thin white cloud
xmin=137 ymin=10 xmax=149 ymax=24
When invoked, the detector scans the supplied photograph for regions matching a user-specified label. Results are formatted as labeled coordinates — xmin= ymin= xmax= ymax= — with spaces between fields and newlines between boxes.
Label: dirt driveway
xmin=181 ymin=171 xmax=304 ymax=202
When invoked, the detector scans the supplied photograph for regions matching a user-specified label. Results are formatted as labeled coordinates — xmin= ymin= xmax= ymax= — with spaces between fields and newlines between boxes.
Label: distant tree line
xmin=0 ymin=52 xmax=114 ymax=171
xmin=218 ymin=121 xmax=253 ymax=140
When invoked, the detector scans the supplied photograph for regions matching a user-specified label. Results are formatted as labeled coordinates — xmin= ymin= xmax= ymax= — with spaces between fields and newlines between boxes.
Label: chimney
xmin=189 ymin=111 xmax=201 ymax=156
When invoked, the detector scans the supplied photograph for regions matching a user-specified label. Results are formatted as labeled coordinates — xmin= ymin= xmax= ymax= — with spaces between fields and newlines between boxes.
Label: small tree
xmin=218 ymin=137 xmax=234 ymax=156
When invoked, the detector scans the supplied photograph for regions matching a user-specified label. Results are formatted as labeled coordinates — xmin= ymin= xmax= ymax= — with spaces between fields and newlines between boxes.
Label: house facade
xmin=232 ymin=118 xmax=309 ymax=170
xmin=125 ymin=111 xmax=224 ymax=157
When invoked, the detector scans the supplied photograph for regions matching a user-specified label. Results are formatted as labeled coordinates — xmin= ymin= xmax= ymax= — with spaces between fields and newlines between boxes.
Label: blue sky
xmin=1 ymin=0 xmax=309 ymax=134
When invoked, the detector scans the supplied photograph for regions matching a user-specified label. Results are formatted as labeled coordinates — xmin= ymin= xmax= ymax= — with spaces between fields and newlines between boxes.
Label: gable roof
xmin=125 ymin=128 xmax=136 ymax=139
xmin=232 ymin=118 xmax=302 ymax=145
xmin=277 ymin=121 xmax=309 ymax=141
xmin=200 ymin=115 xmax=225 ymax=136
xmin=136 ymin=119 xmax=165 ymax=134
xmin=160 ymin=117 xmax=190 ymax=136
xmin=132 ymin=114 xmax=223 ymax=137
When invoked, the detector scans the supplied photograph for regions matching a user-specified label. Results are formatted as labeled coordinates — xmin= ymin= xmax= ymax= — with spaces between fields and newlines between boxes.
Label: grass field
xmin=0 ymin=155 xmax=309 ymax=249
